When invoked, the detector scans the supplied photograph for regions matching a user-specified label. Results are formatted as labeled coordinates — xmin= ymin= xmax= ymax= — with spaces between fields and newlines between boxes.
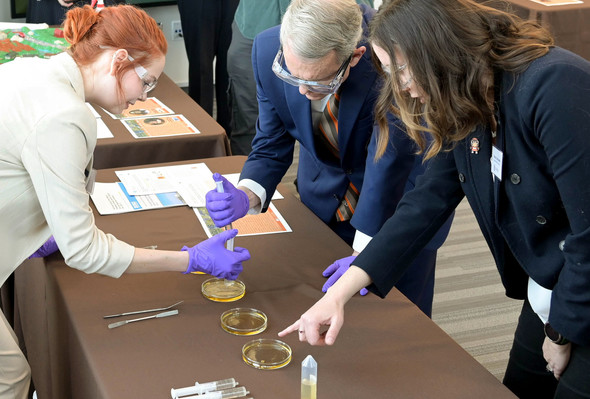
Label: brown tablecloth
xmin=15 ymin=157 xmax=516 ymax=399
xmin=479 ymin=0 xmax=590 ymax=60
xmin=92 ymin=74 xmax=230 ymax=169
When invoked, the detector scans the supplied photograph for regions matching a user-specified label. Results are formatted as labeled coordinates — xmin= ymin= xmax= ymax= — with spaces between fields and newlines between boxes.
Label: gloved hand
xmin=29 ymin=236 xmax=59 ymax=259
xmin=322 ymin=255 xmax=368 ymax=296
xmin=205 ymin=173 xmax=249 ymax=228
xmin=181 ymin=229 xmax=250 ymax=280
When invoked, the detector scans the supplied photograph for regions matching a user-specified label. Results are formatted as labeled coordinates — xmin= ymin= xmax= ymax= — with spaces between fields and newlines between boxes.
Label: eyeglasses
xmin=395 ymin=63 xmax=413 ymax=90
xmin=128 ymin=55 xmax=158 ymax=93
xmin=272 ymin=47 xmax=352 ymax=94
xmin=383 ymin=63 xmax=413 ymax=90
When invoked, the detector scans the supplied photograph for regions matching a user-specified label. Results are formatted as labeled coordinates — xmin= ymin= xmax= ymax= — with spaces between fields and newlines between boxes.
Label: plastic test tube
xmin=301 ymin=355 xmax=317 ymax=399
xmin=170 ymin=378 xmax=237 ymax=399
xmin=215 ymin=180 xmax=235 ymax=251
xmin=180 ymin=386 xmax=249 ymax=399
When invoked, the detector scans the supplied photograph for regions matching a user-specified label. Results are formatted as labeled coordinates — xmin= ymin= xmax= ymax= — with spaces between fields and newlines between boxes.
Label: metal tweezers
xmin=108 ymin=310 xmax=179 ymax=329
xmin=103 ymin=300 xmax=183 ymax=319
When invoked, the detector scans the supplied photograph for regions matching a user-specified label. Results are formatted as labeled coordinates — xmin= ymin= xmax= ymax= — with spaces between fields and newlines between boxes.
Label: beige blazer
xmin=0 ymin=52 xmax=134 ymax=285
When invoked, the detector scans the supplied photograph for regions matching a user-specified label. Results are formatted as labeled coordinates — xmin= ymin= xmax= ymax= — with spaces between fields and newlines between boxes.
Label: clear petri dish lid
xmin=242 ymin=338 xmax=292 ymax=370
xmin=221 ymin=308 xmax=267 ymax=336
xmin=201 ymin=278 xmax=245 ymax=302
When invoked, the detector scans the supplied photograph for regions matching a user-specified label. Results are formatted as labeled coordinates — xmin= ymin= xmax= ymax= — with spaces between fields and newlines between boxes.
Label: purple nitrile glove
xmin=28 ymin=236 xmax=59 ymax=259
xmin=205 ymin=173 xmax=250 ymax=228
xmin=181 ymin=229 xmax=250 ymax=280
xmin=322 ymin=255 xmax=368 ymax=296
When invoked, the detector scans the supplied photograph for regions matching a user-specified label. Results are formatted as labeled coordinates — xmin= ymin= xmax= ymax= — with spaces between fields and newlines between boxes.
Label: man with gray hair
xmin=205 ymin=0 xmax=453 ymax=316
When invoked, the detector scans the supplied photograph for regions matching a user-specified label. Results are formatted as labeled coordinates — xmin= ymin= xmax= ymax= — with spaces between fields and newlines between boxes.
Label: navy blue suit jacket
xmin=356 ymin=48 xmax=590 ymax=345
xmin=241 ymin=5 xmax=452 ymax=246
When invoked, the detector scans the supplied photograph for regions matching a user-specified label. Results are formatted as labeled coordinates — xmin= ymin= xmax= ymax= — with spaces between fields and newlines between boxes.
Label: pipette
xmin=215 ymin=180 xmax=235 ymax=251
xmin=170 ymin=378 xmax=238 ymax=398
xmin=178 ymin=386 xmax=249 ymax=399
xmin=301 ymin=355 xmax=317 ymax=399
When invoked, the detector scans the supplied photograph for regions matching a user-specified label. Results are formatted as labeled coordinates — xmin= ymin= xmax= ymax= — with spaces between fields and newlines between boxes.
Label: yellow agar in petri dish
xmin=221 ymin=308 xmax=267 ymax=336
xmin=242 ymin=339 xmax=292 ymax=370
xmin=201 ymin=278 xmax=245 ymax=302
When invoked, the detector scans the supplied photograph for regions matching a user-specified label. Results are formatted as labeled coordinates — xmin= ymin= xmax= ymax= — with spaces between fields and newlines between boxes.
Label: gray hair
xmin=280 ymin=0 xmax=363 ymax=63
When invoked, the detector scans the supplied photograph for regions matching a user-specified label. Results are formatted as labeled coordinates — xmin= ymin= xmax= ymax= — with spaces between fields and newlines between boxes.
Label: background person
xmin=0 ymin=6 xmax=249 ymax=397
xmin=26 ymin=0 xmax=124 ymax=25
xmin=206 ymin=0 xmax=452 ymax=317
xmin=279 ymin=0 xmax=590 ymax=397
xmin=176 ymin=0 xmax=238 ymax=139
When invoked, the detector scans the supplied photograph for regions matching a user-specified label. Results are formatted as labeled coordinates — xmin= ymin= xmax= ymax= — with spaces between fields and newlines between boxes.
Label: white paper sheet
xmin=90 ymin=182 xmax=186 ymax=215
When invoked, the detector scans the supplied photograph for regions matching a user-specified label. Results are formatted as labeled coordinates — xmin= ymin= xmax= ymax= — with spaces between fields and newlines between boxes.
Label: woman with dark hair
xmin=280 ymin=0 xmax=590 ymax=397
xmin=0 ymin=5 xmax=249 ymax=396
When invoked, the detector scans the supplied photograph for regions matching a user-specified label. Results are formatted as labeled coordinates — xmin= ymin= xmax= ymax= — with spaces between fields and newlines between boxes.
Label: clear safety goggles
xmin=272 ymin=47 xmax=352 ymax=94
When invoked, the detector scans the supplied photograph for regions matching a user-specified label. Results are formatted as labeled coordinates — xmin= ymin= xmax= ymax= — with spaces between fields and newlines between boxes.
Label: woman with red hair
xmin=0 ymin=5 xmax=250 ymax=397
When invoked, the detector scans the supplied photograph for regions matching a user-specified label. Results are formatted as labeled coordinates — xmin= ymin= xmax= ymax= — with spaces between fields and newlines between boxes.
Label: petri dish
xmin=201 ymin=278 xmax=245 ymax=302
xmin=242 ymin=338 xmax=292 ymax=370
xmin=221 ymin=308 xmax=267 ymax=336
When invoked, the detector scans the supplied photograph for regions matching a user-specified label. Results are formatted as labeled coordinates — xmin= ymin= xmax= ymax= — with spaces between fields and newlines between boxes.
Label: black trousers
xmin=503 ymin=300 xmax=590 ymax=398
xmin=177 ymin=0 xmax=238 ymax=138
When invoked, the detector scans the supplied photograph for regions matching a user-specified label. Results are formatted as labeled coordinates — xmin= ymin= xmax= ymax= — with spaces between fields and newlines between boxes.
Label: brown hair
xmin=63 ymin=5 xmax=167 ymax=101
xmin=369 ymin=0 xmax=553 ymax=160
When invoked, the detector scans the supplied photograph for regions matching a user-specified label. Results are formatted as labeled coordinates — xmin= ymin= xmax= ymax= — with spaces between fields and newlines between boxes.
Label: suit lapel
xmin=284 ymin=83 xmax=315 ymax=147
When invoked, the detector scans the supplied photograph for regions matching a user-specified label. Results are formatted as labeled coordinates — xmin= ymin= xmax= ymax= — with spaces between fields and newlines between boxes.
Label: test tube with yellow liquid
xmin=301 ymin=355 xmax=317 ymax=399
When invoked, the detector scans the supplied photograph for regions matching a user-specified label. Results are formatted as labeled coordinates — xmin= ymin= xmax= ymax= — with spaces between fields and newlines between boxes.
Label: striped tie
xmin=316 ymin=92 xmax=359 ymax=222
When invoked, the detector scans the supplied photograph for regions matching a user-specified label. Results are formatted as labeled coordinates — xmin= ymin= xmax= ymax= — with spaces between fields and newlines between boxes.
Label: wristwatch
xmin=544 ymin=323 xmax=569 ymax=345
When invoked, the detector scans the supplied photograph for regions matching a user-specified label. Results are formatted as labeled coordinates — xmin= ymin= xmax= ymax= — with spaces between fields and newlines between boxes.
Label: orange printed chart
xmin=121 ymin=114 xmax=200 ymax=138
xmin=112 ymin=97 xmax=174 ymax=119
xmin=232 ymin=205 xmax=291 ymax=235
xmin=196 ymin=203 xmax=292 ymax=238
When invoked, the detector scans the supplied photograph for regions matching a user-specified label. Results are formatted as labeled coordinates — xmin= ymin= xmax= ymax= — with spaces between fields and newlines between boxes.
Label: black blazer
xmin=355 ymin=48 xmax=590 ymax=346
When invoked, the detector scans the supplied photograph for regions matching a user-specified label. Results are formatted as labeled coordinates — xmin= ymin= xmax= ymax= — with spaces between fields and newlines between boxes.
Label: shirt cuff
xmin=238 ymin=178 xmax=266 ymax=215
xmin=352 ymin=230 xmax=373 ymax=253
xmin=527 ymin=277 xmax=552 ymax=324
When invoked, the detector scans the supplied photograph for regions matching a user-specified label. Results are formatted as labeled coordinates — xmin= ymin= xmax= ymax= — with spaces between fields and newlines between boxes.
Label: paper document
xmin=96 ymin=119 xmax=114 ymax=139
xmin=108 ymin=97 xmax=174 ymax=119
xmin=86 ymin=103 xmax=114 ymax=138
xmin=121 ymin=114 xmax=200 ymax=138
xmin=195 ymin=203 xmax=292 ymax=238
xmin=115 ymin=163 xmax=214 ymax=204
xmin=90 ymin=182 xmax=186 ymax=215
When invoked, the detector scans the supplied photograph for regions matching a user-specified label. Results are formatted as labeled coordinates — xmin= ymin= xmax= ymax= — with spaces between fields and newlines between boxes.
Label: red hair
xmin=63 ymin=5 xmax=167 ymax=100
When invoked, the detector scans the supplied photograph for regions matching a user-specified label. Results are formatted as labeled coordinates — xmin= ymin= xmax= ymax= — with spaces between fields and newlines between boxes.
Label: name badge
xmin=491 ymin=146 xmax=503 ymax=181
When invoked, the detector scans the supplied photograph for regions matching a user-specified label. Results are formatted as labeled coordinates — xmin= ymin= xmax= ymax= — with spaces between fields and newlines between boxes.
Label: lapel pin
xmin=470 ymin=138 xmax=480 ymax=154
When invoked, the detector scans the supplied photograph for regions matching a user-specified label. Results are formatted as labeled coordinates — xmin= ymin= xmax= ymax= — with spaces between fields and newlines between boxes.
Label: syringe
xmin=171 ymin=378 xmax=238 ymax=398
xmin=215 ymin=180 xmax=235 ymax=251
xmin=178 ymin=386 xmax=250 ymax=399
